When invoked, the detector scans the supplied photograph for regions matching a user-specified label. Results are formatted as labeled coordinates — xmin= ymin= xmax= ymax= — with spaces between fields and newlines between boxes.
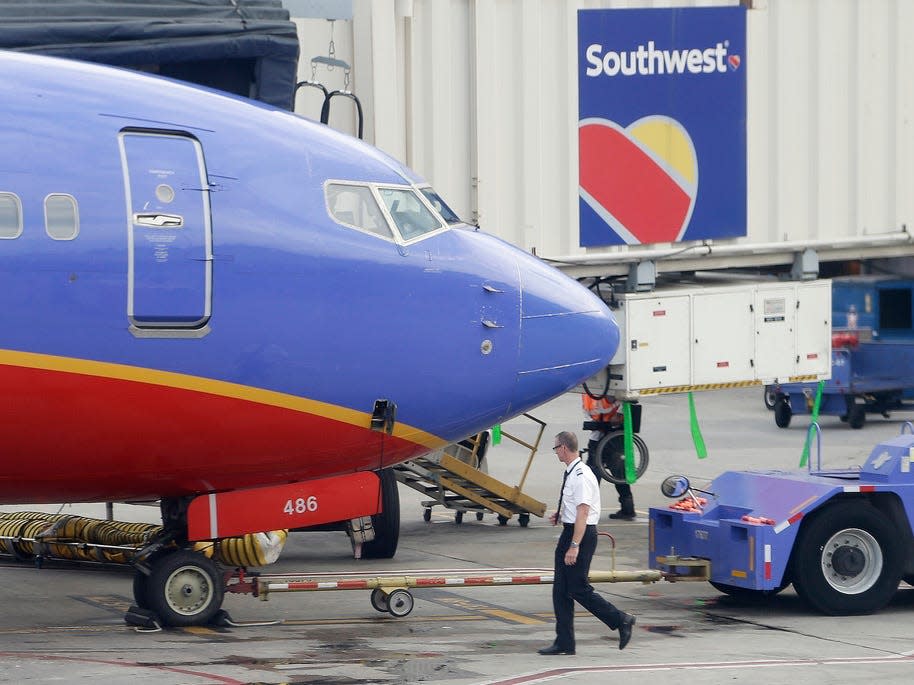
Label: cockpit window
xmin=377 ymin=187 xmax=443 ymax=240
xmin=326 ymin=183 xmax=393 ymax=239
xmin=419 ymin=187 xmax=461 ymax=225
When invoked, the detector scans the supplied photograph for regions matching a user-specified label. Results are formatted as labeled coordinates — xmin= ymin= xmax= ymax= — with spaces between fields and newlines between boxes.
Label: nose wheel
xmin=133 ymin=549 xmax=224 ymax=627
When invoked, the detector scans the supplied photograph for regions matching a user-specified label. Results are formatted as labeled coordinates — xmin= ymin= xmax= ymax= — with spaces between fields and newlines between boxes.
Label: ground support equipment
xmin=393 ymin=415 xmax=547 ymax=526
xmin=772 ymin=340 xmax=914 ymax=429
xmin=227 ymin=533 xmax=665 ymax=618
xmin=650 ymin=424 xmax=914 ymax=614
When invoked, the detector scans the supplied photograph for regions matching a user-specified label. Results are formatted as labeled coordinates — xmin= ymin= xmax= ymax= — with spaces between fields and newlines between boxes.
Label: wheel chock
xmin=124 ymin=605 xmax=162 ymax=632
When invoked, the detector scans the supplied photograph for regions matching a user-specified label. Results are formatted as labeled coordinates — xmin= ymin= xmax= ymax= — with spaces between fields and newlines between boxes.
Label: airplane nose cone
xmin=511 ymin=252 xmax=620 ymax=411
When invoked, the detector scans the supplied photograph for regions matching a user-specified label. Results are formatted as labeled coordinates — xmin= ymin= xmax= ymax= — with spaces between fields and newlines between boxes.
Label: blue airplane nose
xmin=511 ymin=251 xmax=620 ymax=411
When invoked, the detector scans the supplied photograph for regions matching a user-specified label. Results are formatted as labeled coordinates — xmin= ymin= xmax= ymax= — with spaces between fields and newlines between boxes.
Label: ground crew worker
xmin=582 ymin=394 xmax=636 ymax=520
xmin=538 ymin=430 xmax=635 ymax=655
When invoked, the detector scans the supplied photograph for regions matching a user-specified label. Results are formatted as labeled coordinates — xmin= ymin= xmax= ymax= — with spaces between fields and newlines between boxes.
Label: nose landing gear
xmin=131 ymin=548 xmax=225 ymax=628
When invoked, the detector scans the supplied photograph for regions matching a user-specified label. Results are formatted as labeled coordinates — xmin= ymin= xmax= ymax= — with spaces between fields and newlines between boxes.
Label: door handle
xmin=134 ymin=213 xmax=184 ymax=228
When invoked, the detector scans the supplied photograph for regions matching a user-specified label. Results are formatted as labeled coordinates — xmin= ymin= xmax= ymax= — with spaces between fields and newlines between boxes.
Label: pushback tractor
xmin=650 ymin=425 xmax=914 ymax=615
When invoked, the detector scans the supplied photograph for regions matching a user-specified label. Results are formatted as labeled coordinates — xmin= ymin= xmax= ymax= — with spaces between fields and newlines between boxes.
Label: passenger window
xmin=0 ymin=192 xmax=23 ymax=239
xmin=378 ymin=187 xmax=443 ymax=240
xmin=45 ymin=194 xmax=79 ymax=240
xmin=326 ymin=183 xmax=393 ymax=239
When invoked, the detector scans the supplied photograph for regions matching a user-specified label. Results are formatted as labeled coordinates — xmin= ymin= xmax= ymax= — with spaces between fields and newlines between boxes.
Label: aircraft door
xmin=120 ymin=131 xmax=213 ymax=331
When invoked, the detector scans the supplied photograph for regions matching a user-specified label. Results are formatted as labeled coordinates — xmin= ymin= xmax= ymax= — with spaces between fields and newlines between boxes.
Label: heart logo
xmin=579 ymin=116 xmax=698 ymax=245
xmin=728 ymin=55 xmax=741 ymax=71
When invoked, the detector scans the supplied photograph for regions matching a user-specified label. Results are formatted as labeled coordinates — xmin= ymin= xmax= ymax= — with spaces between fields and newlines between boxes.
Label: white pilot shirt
xmin=559 ymin=458 xmax=602 ymax=525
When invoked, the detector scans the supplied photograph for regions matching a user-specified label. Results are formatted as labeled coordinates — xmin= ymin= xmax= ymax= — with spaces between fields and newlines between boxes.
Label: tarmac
xmin=2 ymin=387 xmax=914 ymax=684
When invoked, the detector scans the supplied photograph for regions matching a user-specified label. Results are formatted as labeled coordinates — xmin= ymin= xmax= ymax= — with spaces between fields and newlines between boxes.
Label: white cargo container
xmin=292 ymin=0 xmax=914 ymax=277
xmin=597 ymin=279 xmax=831 ymax=397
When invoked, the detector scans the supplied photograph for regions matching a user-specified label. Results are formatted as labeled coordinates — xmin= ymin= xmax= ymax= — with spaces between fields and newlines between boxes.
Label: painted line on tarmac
xmin=421 ymin=589 xmax=548 ymax=625
xmin=479 ymin=654 xmax=914 ymax=685
xmin=0 ymin=652 xmax=245 ymax=684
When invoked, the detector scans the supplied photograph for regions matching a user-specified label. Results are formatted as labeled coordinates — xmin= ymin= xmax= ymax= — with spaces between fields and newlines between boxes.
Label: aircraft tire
xmin=790 ymin=502 xmax=901 ymax=615
xmin=359 ymin=469 xmax=400 ymax=559
xmin=594 ymin=433 xmax=649 ymax=484
xmin=132 ymin=571 xmax=151 ymax=609
xmin=764 ymin=386 xmax=777 ymax=410
xmin=145 ymin=549 xmax=224 ymax=627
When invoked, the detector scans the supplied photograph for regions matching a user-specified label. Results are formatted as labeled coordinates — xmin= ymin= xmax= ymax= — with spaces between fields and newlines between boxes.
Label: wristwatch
xmin=570 ymin=541 xmax=580 ymax=548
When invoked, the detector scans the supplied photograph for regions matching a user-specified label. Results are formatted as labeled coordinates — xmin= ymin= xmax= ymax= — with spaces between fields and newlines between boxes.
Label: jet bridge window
xmin=0 ymin=192 xmax=22 ymax=239
xmin=44 ymin=194 xmax=79 ymax=240
xmin=326 ymin=183 xmax=393 ymax=240
xmin=378 ymin=187 xmax=444 ymax=240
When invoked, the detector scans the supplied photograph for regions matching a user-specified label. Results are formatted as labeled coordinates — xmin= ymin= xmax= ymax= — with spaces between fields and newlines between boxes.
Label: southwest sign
xmin=578 ymin=6 xmax=747 ymax=247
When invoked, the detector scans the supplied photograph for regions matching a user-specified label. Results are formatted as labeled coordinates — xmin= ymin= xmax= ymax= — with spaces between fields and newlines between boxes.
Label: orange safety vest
xmin=582 ymin=394 xmax=620 ymax=423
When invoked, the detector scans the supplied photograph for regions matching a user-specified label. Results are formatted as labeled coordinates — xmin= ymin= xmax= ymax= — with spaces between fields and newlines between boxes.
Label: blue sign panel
xmin=578 ymin=6 xmax=746 ymax=247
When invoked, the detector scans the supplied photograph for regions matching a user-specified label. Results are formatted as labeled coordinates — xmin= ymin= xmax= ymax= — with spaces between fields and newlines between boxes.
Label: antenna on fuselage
xmin=294 ymin=20 xmax=364 ymax=139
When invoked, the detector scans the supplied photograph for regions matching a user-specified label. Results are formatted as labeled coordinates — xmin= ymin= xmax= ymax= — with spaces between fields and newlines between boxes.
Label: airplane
xmin=0 ymin=50 xmax=620 ymax=626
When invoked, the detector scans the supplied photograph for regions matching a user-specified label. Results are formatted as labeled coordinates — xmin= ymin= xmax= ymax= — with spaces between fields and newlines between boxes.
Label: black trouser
xmin=552 ymin=523 xmax=624 ymax=650
xmin=587 ymin=437 xmax=632 ymax=505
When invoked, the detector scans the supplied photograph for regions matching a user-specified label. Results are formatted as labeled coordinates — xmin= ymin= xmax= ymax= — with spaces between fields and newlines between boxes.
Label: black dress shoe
xmin=609 ymin=510 xmax=636 ymax=520
xmin=618 ymin=613 xmax=636 ymax=650
xmin=538 ymin=643 xmax=575 ymax=655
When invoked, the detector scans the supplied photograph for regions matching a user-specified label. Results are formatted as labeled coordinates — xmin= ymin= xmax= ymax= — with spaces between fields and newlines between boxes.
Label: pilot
xmin=582 ymin=394 xmax=636 ymax=521
xmin=539 ymin=430 xmax=635 ymax=655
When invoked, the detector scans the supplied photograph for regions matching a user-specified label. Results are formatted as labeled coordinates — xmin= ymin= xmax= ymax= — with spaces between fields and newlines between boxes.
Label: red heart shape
xmin=579 ymin=119 xmax=696 ymax=244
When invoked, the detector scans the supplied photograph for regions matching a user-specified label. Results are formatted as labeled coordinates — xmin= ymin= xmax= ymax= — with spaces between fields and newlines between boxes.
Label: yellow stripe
xmin=730 ymin=569 xmax=748 ymax=579
xmin=638 ymin=376 xmax=826 ymax=395
xmin=0 ymin=348 xmax=445 ymax=449
xmin=481 ymin=608 xmax=546 ymax=625
xmin=639 ymin=380 xmax=763 ymax=395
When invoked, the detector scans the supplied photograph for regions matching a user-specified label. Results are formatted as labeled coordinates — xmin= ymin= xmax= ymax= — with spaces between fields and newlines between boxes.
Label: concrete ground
xmin=2 ymin=387 xmax=913 ymax=684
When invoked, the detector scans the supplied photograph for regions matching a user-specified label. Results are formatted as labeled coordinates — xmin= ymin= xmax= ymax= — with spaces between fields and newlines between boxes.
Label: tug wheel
xmin=774 ymin=398 xmax=792 ymax=428
xmin=847 ymin=403 xmax=866 ymax=429
xmin=790 ymin=502 xmax=901 ymax=615
xmin=144 ymin=549 xmax=224 ymax=627
xmin=386 ymin=589 xmax=414 ymax=617
xmin=370 ymin=588 xmax=389 ymax=613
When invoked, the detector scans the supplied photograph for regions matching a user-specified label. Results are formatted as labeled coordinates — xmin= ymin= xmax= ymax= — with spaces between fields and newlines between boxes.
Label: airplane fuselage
xmin=0 ymin=52 xmax=619 ymax=503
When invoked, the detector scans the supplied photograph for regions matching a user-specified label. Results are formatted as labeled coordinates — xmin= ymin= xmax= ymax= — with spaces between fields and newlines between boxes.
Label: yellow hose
xmin=0 ymin=511 xmax=287 ymax=567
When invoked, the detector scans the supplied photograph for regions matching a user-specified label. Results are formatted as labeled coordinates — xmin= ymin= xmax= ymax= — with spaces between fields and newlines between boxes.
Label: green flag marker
xmin=799 ymin=381 xmax=825 ymax=468
xmin=689 ymin=392 xmax=708 ymax=459
xmin=492 ymin=424 xmax=501 ymax=445
xmin=623 ymin=402 xmax=636 ymax=483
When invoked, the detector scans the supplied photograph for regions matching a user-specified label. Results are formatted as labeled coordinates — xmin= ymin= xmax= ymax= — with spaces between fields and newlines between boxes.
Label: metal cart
xmin=772 ymin=339 xmax=914 ymax=429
